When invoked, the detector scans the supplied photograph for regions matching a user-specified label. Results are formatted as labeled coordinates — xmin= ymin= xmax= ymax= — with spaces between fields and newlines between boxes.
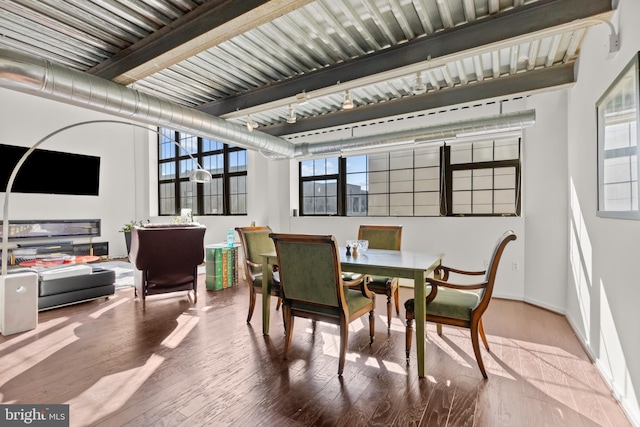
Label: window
xmin=298 ymin=137 xmax=521 ymax=217
xmin=300 ymin=158 xmax=339 ymax=215
xmin=158 ymin=128 xmax=247 ymax=216
xmin=597 ymin=52 xmax=640 ymax=219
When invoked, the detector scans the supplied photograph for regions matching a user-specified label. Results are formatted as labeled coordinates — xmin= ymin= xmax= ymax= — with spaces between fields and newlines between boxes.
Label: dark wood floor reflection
xmin=0 ymin=275 xmax=631 ymax=426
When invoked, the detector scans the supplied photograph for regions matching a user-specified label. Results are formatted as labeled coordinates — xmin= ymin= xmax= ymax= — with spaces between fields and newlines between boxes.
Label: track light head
xmin=412 ymin=72 xmax=426 ymax=95
xmin=287 ymin=104 xmax=297 ymax=124
xmin=342 ymin=90 xmax=354 ymax=110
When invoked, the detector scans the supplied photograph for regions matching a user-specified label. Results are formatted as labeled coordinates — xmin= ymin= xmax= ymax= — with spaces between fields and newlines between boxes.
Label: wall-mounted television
xmin=0 ymin=144 xmax=100 ymax=196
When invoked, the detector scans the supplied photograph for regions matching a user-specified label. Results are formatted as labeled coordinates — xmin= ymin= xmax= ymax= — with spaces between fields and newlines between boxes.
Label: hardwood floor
xmin=0 ymin=275 xmax=631 ymax=427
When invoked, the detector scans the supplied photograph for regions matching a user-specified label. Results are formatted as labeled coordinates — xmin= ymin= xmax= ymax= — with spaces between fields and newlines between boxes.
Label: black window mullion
xmin=223 ymin=144 xmax=230 ymax=215
xmin=442 ymin=145 xmax=452 ymax=215
xmin=338 ymin=157 xmax=347 ymax=216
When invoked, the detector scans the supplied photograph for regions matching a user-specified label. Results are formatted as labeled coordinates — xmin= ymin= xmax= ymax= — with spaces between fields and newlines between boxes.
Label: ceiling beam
xmin=88 ymin=0 xmax=313 ymax=84
xmin=259 ymin=62 xmax=576 ymax=136
xmin=199 ymin=0 xmax=611 ymax=117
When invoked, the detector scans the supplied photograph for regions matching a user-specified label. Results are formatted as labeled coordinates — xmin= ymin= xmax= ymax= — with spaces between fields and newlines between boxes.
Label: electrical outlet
xmin=512 ymin=261 xmax=520 ymax=271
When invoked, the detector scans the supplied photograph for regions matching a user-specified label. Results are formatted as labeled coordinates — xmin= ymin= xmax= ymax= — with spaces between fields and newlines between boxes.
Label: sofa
xmin=10 ymin=264 xmax=116 ymax=311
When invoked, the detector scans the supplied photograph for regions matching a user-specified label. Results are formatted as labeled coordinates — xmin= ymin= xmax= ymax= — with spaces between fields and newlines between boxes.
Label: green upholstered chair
xmin=235 ymin=226 xmax=282 ymax=325
xmin=349 ymin=225 xmax=402 ymax=329
xmin=270 ymin=233 xmax=376 ymax=376
xmin=404 ymin=230 xmax=517 ymax=379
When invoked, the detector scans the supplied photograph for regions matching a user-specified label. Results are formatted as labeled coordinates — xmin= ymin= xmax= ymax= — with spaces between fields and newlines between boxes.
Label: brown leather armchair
xmin=129 ymin=224 xmax=206 ymax=310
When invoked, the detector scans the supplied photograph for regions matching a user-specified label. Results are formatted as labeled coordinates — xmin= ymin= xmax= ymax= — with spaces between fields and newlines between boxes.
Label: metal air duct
xmin=0 ymin=49 xmax=295 ymax=158
xmin=295 ymin=110 xmax=535 ymax=158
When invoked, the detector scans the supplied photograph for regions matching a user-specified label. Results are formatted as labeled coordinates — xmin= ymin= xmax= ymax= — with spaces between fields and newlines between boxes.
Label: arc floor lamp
xmin=1 ymin=120 xmax=212 ymax=335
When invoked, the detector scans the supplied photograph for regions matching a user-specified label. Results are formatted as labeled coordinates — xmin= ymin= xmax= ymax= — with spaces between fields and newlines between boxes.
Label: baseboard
xmin=521 ymin=295 xmax=566 ymax=315
xmin=565 ymin=316 xmax=640 ymax=427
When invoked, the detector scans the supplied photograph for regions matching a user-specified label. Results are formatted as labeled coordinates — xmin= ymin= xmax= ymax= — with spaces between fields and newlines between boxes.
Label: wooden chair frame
xmin=235 ymin=226 xmax=282 ymax=325
xmin=270 ymin=233 xmax=375 ymax=376
xmin=405 ymin=230 xmax=517 ymax=379
xmin=357 ymin=224 xmax=402 ymax=328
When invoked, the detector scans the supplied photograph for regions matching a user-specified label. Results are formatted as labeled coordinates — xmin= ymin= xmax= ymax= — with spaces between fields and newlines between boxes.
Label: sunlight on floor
xmin=66 ymin=353 xmax=165 ymax=425
xmin=89 ymin=296 xmax=128 ymax=319
xmin=0 ymin=316 xmax=68 ymax=351
xmin=0 ymin=322 xmax=81 ymax=386
xmin=161 ymin=313 xmax=200 ymax=349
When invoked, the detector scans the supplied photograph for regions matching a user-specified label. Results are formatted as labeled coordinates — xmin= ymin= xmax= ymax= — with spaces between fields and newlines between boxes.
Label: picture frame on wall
xmin=597 ymin=52 xmax=640 ymax=219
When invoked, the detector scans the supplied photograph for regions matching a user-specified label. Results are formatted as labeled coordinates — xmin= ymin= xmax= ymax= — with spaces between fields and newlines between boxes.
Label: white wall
xmin=565 ymin=0 xmax=640 ymax=423
xmin=0 ymin=88 xmax=143 ymax=258
xmin=522 ymin=90 xmax=569 ymax=313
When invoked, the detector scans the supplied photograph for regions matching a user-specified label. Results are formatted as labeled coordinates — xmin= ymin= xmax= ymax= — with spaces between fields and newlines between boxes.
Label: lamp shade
xmin=189 ymin=168 xmax=212 ymax=183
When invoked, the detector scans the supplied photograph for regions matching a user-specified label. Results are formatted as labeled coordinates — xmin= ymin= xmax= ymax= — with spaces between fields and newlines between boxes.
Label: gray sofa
xmin=10 ymin=264 xmax=116 ymax=310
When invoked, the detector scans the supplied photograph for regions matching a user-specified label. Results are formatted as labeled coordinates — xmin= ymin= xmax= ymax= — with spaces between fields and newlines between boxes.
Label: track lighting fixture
xmin=412 ymin=72 xmax=426 ymax=95
xmin=342 ymin=90 xmax=354 ymax=110
xmin=246 ymin=114 xmax=257 ymax=131
xmin=286 ymin=104 xmax=297 ymax=124
xmin=296 ymin=91 xmax=310 ymax=104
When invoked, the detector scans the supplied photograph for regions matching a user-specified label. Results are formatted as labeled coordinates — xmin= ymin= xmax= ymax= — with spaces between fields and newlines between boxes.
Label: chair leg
xmin=276 ymin=297 xmax=282 ymax=311
xmin=369 ymin=308 xmax=375 ymax=345
xmin=386 ymin=294 xmax=393 ymax=329
xmin=404 ymin=299 xmax=414 ymax=363
xmin=470 ymin=322 xmax=488 ymax=379
xmin=405 ymin=317 xmax=414 ymax=363
xmin=393 ymin=285 xmax=400 ymax=315
xmin=338 ymin=319 xmax=348 ymax=376
xmin=247 ymin=287 xmax=257 ymax=323
xmin=436 ymin=323 xmax=443 ymax=335
xmin=283 ymin=306 xmax=294 ymax=360
xmin=479 ymin=318 xmax=489 ymax=351
xmin=280 ymin=300 xmax=287 ymax=335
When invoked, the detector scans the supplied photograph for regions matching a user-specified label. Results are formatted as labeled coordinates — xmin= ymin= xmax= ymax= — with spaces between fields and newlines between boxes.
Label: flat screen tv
xmin=0 ymin=143 xmax=100 ymax=196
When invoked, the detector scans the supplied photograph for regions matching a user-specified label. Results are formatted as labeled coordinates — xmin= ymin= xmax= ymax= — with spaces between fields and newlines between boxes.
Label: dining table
xmin=261 ymin=247 xmax=443 ymax=378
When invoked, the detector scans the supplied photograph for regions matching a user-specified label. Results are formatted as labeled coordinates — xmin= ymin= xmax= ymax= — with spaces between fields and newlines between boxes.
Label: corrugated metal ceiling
xmin=0 ymin=0 xmax=613 ymax=136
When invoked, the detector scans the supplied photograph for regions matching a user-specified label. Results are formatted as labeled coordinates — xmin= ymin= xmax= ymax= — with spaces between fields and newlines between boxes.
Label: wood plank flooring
xmin=0 ymin=274 xmax=631 ymax=427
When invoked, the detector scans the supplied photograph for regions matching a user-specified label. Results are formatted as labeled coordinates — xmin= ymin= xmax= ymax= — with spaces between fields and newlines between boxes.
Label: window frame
xmin=596 ymin=51 xmax=640 ymax=219
xmin=157 ymin=129 xmax=247 ymax=216
xmin=298 ymin=137 xmax=521 ymax=217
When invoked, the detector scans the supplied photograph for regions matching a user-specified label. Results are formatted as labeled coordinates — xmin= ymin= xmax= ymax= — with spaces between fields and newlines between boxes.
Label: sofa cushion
xmin=39 ymin=268 xmax=116 ymax=297
xmin=39 ymin=264 xmax=93 ymax=281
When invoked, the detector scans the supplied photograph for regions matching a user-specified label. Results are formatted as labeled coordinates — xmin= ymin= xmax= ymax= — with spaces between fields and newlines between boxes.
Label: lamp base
xmin=1 ymin=272 xmax=39 ymax=336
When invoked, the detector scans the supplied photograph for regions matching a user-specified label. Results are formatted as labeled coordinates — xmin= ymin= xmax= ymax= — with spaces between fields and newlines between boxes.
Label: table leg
xmin=414 ymin=269 xmax=426 ymax=378
xmin=262 ymin=260 xmax=271 ymax=335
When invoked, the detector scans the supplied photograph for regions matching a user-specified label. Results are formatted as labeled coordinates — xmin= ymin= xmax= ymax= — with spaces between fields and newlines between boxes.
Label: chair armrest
xmin=425 ymin=276 xmax=488 ymax=303
xmin=435 ymin=265 xmax=485 ymax=281
xmin=246 ymin=259 xmax=262 ymax=269
xmin=426 ymin=276 xmax=488 ymax=291
xmin=346 ymin=275 xmax=374 ymax=299
xmin=343 ymin=274 xmax=366 ymax=288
